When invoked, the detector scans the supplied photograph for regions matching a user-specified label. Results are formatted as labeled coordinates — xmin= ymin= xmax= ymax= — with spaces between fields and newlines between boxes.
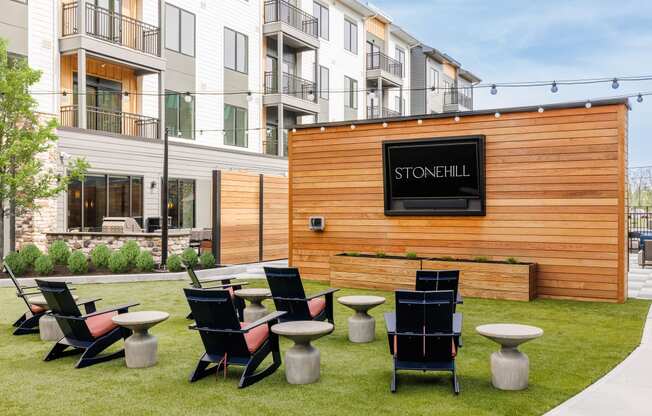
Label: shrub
xmin=49 ymin=240 xmax=70 ymax=265
xmin=90 ymin=244 xmax=112 ymax=269
xmin=505 ymin=257 xmax=519 ymax=264
xmin=346 ymin=251 xmax=360 ymax=257
xmin=19 ymin=244 xmax=42 ymax=267
xmin=108 ymin=251 xmax=130 ymax=274
xmin=376 ymin=251 xmax=386 ymax=258
xmin=406 ymin=252 xmax=418 ymax=259
xmin=136 ymin=251 xmax=156 ymax=272
xmin=473 ymin=256 xmax=489 ymax=263
xmin=34 ymin=255 xmax=54 ymax=276
xmin=199 ymin=252 xmax=216 ymax=269
xmin=120 ymin=241 xmax=141 ymax=266
xmin=4 ymin=251 xmax=27 ymax=276
xmin=67 ymin=251 xmax=88 ymax=275
xmin=167 ymin=254 xmax=183 ymax=272
xmin=181 ymin=247 xmax=199 ymax=268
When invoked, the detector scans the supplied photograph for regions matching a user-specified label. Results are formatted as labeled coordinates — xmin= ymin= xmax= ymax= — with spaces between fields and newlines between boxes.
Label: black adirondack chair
xmin=416 ymin=270 xmax=464 ymax=307
xmin=264 ymin=267 xmax=338 ymax=324
xmin=184 ymin=288 xmax=286 ymax=388
xmin=385 ymin=290 xmax=462 ymax=394
xmin=185 ymin=265 xmax=247 ymax=321
xmin=35 ymin=279 xmax=138 ymax=368
xmin=5 ymin=262 xmax=46 ymax=335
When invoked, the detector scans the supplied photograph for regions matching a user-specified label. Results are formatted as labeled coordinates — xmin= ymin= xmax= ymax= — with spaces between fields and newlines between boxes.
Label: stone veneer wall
xmin=45 ymin=232 xmax=191 ymax=264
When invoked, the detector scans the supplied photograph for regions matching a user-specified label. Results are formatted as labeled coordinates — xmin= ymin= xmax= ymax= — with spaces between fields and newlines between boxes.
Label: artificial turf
xmin=0 ymin=279 xmax=649 ymax=416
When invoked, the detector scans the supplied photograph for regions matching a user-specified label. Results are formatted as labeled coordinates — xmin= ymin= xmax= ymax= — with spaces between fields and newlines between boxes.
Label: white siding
xmin=387 ymin=32 xmax=410 ymax=116
xmin=29 ymin=0 xmax=57 ymax=115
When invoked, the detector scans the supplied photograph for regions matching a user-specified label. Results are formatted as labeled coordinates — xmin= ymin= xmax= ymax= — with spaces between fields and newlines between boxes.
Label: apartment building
xmin=0 ymin=0 xmax=479 ymax=252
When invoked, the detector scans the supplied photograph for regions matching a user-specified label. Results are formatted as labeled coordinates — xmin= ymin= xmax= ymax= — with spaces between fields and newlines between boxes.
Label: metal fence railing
xmin=263 ymin=0 xmax=318 ymax=38
xmin=366 ymin=52 xmax=403 ymax=78
xmin=60 ymin=105 xmax=160 ymax=139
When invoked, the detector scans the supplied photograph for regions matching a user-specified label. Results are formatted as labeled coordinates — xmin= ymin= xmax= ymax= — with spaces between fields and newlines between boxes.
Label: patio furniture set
xmin=4 ymin=261 xmax=542 ymax=393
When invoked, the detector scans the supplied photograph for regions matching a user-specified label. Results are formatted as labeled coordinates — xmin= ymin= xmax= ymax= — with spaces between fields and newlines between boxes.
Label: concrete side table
xmin=28 ymin=294 xmax=78 ymax=342
xmin=476 ymin=323 xmax=543 ymax=390
xmin=112 ymin=311 xmax=169 ymax=369
xmin=271 ymin=321 xmax=334 ymax=384
xmin=234 ymin=288 xmax=271 ymax=322
xmin=337 ymin=295 xmax=385 ymax=343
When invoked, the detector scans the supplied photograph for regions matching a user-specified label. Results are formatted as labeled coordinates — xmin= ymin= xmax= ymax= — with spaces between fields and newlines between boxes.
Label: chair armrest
xmin=21 ymin=291 xmax=42 ymax=297
xmin=453 ymin=312 xmax=463 ymax=335
xmin=384 ymin=312 xmax=396 ymax=333
xmin=79 ymin=303 xmax=139 ymax=319
xmin=198 ymin=278 xmax=233 ymax=284
xmin=241 ymin=311 xmax=287 ymax=332
xmin=76 ymin=297 xmax=102 ymax=306
xmin=201 ymin=282 xmax=250 ymax=290
xmin=306 ymin=288 xmax=340 ymax=300
xmin=19 ymin=285 xmax=39 ymax=290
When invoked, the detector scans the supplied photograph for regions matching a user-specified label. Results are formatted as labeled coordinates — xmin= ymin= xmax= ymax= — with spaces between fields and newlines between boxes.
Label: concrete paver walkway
xmin=545 ymin=305 xmax=652 ymax=416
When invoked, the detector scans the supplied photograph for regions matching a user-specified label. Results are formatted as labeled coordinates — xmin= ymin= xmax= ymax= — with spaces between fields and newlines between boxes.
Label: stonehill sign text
xmin=382 ymin=136 xmax=486 ymax=216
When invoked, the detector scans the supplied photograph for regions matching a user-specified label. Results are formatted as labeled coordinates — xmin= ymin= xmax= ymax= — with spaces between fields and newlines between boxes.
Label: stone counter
xmin=45 ymin=231 xmax=191 ymax=264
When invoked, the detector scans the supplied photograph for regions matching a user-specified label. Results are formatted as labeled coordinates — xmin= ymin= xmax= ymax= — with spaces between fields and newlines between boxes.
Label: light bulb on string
xmin=585 ymin=101 xmax=592 ymax=109
xmin=612 ymin=78 xmax=619 ymax=89
xmin=184 ymin=92 xmax=192 ymax=103
xmin=551 ymin=82 xmax=558 ymax=93
xmin=538 ymin=107 xmax=544 ymax=113
xmin=490 ymin=84 xmax=498 ymax=95
xmin=638 ymin=94 xmax=644 ymax=103
xmin=246 ymin=91 xmax=253 ymax=102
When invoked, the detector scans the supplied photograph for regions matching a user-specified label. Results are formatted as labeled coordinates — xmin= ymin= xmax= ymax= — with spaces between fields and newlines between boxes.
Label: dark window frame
xmin=165 ymin=90 xmax=195 ymax=139
xmin=224 ymin=104 xmax=248 ymax=148
xmin=344 ymin=75 xmax=358 ymax=109
xmin=165 ymin=3 xmax=196 ymax=57
xmin=319 ymin=65 xmax=329 ymax=100
xmin=166 ymin=177 xmax=196 ymax=229
xmin=313 ymin=1 xmax=329 ymax=40
xmin=224 ymin=27 xmax=249 ymax=74
xmin=343 ymin=18 xmax=358 ymax=54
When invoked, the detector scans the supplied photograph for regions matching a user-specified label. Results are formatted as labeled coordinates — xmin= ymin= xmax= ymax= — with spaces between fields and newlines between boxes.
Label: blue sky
xmin=370 ymin=0 xmax=652 ymax=167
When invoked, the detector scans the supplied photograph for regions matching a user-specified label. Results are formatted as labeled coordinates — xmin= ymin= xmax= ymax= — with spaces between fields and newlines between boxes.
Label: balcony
xmin=263 ymin=0 xmax=319 ymax=50
xmin=263 ymin=137 xmax=288 ymax=157
xmin=366 ymin=52 xmax=403 ymax=87
xmin=367 ymin=106 xmax=402 ymax=120
xmin=60 ymin=2 xmax=164 ymax=71
xmin=263 ymin=72 xmax=320 ymax=115
xmin=60 ymin=105 xmax=160 ymax=140
xmin=444 ymin=88 xmax=474 ymax=112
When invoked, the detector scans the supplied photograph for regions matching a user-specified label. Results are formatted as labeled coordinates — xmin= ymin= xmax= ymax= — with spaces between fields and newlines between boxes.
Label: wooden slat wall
xmin=220 ymin=171 xmax=260 ymax=265
xmin=263 ymin=175 xmax=289 ymax=261
xmin=288 ymin=103 xmax=629 ymax=302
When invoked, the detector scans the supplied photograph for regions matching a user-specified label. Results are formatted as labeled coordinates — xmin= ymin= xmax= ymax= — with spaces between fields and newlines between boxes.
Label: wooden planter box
xmin=329 ymin=254 xmax=422 ymax=291
xmin=422 ymin=259 xmax=537 ymax=301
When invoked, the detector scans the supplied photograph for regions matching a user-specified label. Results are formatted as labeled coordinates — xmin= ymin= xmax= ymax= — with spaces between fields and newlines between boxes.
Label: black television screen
xmin=382 ymin=136 xmax=486 ymax=216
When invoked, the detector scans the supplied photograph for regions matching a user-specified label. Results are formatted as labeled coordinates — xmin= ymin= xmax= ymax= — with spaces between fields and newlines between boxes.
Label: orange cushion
xmin=240 ymin=322 xmax=269 ymax=353
xmin=308 ymin=298 xmax=326 ymax=318
xmin=29 ymin=304 xmax=46 ymax=314
xmin=86 ymin=311 xmax=119 ymax=338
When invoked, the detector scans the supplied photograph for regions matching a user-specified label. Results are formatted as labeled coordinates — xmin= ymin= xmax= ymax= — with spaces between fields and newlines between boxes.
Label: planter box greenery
xmin=329 ymin=253 xmax=537 ymax=301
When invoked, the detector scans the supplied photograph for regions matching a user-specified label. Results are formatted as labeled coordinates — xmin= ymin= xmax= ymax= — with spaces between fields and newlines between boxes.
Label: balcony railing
xmin=263 ymin=138 xmax=288 ymax=157
xmin=265 ymin=72 xmax=317 ymax=102
xmin=264 ymin=0 xmax=318 ymax=38
xmin=366 ymin=52 xmax=403 ymax=78
xmin=367 ymin=106 xmax=402 ymax=119
xmin=444 ymin=88 xmax=474 ymax=110
xmin=60 ymin=105 xmax=160 ymax=139
xmin=62 ymin=2 xmax=160 ymax=56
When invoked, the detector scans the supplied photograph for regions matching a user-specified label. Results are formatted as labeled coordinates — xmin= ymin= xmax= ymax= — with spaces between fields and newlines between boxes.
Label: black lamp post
xmin=161 ymin=127 xmax=169 ymax=267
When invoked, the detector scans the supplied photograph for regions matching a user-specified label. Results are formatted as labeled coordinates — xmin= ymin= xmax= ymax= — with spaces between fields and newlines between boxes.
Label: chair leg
xmin=235 ymin=299 xmax=245 ymax=322
xmin=74 ymin=329 xmax=125 ymax=369
xmin=239 ymin=342 xmax=280 ymax=388
xmin=44 ymin=342 xmax=82 ymax=361
xmin=12 ymin=313 xmax=27 ymax=328
xmin=189 ymin=354 xmax=220 ymax=382
xmin=325 ymin=293 xmax=335 ymax=324
xmin=452 ymin=368 xmax=460 ymax=395
xmin=390 ymin=360 xmax=398 ymax=393
xmin=186 ymin=312 xmax=194 ymax=320
xmin=13 ymin=313 xmax=42 ymax=335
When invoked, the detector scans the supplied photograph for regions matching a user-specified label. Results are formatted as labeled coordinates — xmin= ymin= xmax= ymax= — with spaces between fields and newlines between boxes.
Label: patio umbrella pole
xmin=161 ymin=127 xmax=169 ymax=268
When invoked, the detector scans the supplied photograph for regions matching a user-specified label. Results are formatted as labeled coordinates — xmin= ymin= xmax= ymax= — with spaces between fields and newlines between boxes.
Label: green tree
xmin=0 ymin=39 xmax=88 ymax=258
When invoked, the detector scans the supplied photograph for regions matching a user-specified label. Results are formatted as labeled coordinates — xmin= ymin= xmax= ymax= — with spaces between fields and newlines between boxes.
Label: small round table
xmin=337 ymin=295 xmax=386 ymax=343
xmin=234 ymin=288 xmax=271 ymax=322
xmin=28 ymin=294 xmax=78 ymax=342
xmin=112 ymin=311 xmax=169 ymax=369
xmin=476 ymin=323 xmax=544 ymax=390
xmin=271 ymin=321 xmax=334 ymax=384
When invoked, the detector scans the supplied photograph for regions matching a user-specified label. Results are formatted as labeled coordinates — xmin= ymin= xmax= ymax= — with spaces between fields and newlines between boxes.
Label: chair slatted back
xmin=395 ymin=290 xmax=455 ymax=363
xmin=35 ymin=279 xmax=93 ymax=341
xmin=184 ymin=288 xmax=250 ymax=357
xmin=416 ymin=270 xmax=460 ymax=310
xmin=4 ymin=263 xmax=32 ymax=310
xmin=186 ymin=265 xmax=203 ymax=288
xmin=264 ymin=267 xmax=311 ymax=320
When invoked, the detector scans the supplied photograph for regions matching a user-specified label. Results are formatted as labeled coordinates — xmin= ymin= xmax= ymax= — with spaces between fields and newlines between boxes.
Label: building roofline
xmin=390 ymin=24 xmax=420 ymax=46
xmin=295 ymin=98 xmax=630 ymax=130
xmin=459 ymin=68 xmax=482 ymax=84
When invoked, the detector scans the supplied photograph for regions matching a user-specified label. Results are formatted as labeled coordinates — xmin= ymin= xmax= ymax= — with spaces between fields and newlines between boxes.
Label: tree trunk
xmin=0 ymin=200 xmax=4 ymax=260
xmin=9 ymin=198 xmax=15 ymax=252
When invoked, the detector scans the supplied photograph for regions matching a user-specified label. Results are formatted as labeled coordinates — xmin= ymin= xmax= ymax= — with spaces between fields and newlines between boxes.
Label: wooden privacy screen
xmin=213 ymin=171 xmax=289 ymax=265
xmin=288 ymin=101 xmax=629 ymax=303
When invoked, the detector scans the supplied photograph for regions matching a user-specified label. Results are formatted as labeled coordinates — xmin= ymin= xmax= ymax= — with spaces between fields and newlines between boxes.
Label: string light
xmin=382 ymin=122 xmax=388 ymax=128
xmin=246 ymin=91 xmax=253 ymax=102
xmin=494 ymin=112 xmax=501 ymax=118
xmin=184 ymin=92 xmax=192 ymax=103
xmin=551 ymin=81 xmax=558 ymax=93
xmin=320 ymin=126 xmax=325 ymax=132
xmin=612 ymin=78 xmax=619 ymax=89
xmin=638 ymin=94 xmax=644 ymax=103
xmin=538 ymin=107 xmax=544 ymax=113
xmin=454 ymin=116 xmax=460 ymax=122
xmin=123 ymin=91 xmax=129 ymax=97
xmin=350 ymin=125 xmax=356 ymax=130
xmin=417 ymin=119 xmax=423 ymax=125
xmin=585 ymin=101 xmax=592 ymax=109
xmin=490 ymin=84 xmax=498 ymax=95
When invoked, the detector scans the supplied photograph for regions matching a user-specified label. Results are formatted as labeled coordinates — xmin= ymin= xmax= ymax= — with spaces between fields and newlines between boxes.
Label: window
xmin=225 ymin=28 xmax=248 ymax=73
xmin=313 ymin=2 xmax=329 ymax=40
xmin=165 ymin=91 xmax=195 ymax=139
xmin=165 ymin=4 xmax=195 ymax=56
xmin=344 ymin=76 xmax=357 ymax=109
xmin=224 ymin=104 xmax=248 ymax=147
xmin=395 ymin=47 xmax=405 ymax=77
xmin=343 ymin=19 xmax=357 ymax=54
xmin=167 ymin=178 xmax=195 ymax=229
xmin=319 ymin=66 xmax=329 ymax=100
xmin=395 ymin=96 xmax=401 ymax=114
xmin=67 ymin=174 xmax=143 ymax=231
xmin=430 ymin=68 xmax=439 ymax=93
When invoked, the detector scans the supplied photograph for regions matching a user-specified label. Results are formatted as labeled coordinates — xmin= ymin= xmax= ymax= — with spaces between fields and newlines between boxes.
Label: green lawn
xmin=0 ymin=280 xmax=649 ymax=416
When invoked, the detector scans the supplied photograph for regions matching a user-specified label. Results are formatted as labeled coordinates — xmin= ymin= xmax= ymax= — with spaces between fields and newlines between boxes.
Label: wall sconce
xmin=150 ymin=181 xmax=157 ymax=190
